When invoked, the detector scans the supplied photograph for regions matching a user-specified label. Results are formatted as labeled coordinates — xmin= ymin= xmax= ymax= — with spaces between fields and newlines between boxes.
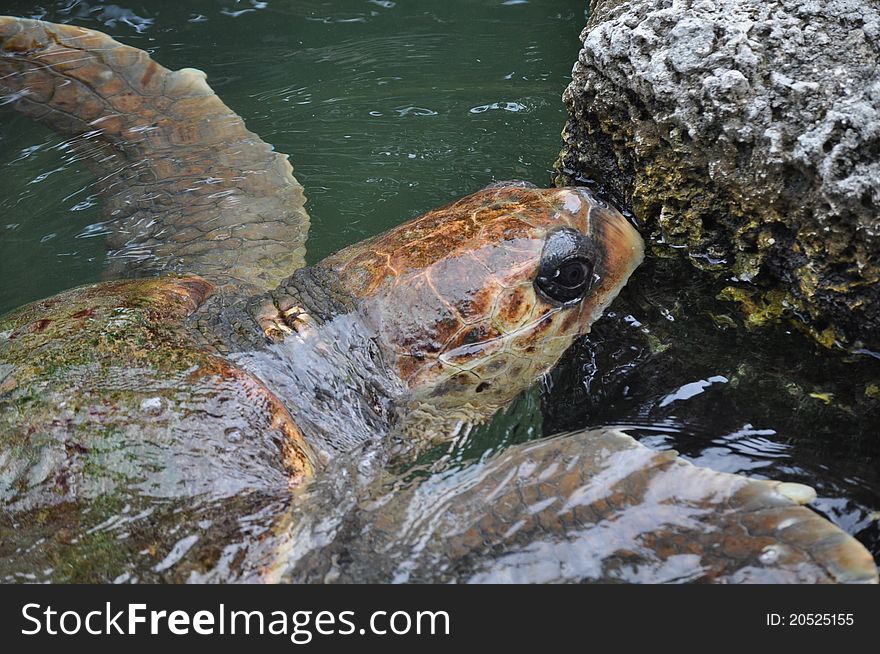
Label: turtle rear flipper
xmin=0 ymin=16 xmax=308 ymax=289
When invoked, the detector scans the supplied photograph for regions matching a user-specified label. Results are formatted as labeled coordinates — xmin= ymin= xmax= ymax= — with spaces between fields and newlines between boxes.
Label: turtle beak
xmin=569 ymin=190 xmax=644 ymax=327
xmin=555 ymin=188 xmax=643 ymax=275
xmin=592 ymin=204 xmax=644 ymax=289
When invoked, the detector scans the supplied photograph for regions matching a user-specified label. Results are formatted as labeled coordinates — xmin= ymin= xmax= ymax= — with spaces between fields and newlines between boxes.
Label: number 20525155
xmin=765 ymin=613 xmax=854 ymax=626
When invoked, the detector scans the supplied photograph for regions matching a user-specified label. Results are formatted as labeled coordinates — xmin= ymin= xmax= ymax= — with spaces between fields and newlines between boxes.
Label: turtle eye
xmin=536 ymin=256 xmax=593 ymax=304
xmin=557 ymin=259 xmax=590 ymax=289
xmin=535 ymin=228 xmax=596 ymax=305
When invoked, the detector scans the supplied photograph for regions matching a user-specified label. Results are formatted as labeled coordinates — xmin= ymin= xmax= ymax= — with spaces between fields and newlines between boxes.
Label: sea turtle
xmin=0 ymin=16 xmax=876 ymax=583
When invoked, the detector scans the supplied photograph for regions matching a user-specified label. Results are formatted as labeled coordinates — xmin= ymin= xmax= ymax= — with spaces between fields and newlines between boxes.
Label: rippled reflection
xmin=544 ymin=257 xmax=880 ymax=563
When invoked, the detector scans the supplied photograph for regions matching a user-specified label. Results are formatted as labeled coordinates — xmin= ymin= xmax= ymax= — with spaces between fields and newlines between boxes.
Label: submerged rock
xmin=556 ymin=0 xmax=880 ymax=350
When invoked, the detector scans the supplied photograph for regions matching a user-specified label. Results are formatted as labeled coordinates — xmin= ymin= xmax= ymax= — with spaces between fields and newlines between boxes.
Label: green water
xmin=1 ymin=0 xmax=878 ymax=570
xmin=0 ymin=0 xmax=585 ymax=312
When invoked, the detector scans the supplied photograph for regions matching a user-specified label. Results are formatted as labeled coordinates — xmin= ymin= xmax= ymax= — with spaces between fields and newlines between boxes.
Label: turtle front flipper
xmin=0 ymin=16 xmax=308 ymax=289
xmin=279 ymin=428 xmax=878 ymax=583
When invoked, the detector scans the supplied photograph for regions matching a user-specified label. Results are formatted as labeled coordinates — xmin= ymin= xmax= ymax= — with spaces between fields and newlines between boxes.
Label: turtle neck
xmin=231 ymin=304 xmax=406 ymax=467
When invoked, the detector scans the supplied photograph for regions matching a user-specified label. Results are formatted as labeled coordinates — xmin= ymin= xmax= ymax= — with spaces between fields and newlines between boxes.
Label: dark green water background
xmin=0 ymin=0 xmax=584 ymax=311
xmin=1 ymin=0 xmax=878 ymax=565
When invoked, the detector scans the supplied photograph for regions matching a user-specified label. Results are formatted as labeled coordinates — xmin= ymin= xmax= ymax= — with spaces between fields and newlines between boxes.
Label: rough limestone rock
xmin=556 ymin=0 xmax=880 ymax=350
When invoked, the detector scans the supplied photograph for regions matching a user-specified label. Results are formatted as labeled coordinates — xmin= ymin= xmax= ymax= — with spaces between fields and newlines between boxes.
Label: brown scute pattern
xmin=0 ymin=16 xmax=308 ymax=290
xmin=493 ymin=282 xmax=538 ymax=332
xmin=324 ymin=186 xmax=643 ymax=413
xmin=426 ymin=253 xmax=511 ymax=325
xmin=323 ymin=186 xmax=573 ymax=296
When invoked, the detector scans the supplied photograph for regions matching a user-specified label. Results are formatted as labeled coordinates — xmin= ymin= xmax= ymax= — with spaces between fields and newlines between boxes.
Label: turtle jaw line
xmin=436 ymin=305 xmax=564 ymax=365
xmin=393 ymin=306 xmax=572 ymax=423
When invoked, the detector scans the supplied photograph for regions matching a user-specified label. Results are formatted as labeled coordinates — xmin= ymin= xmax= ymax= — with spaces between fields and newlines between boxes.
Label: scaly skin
xmin=0 ymin=16 xmax=876 ymax=583
xmin=0 ymin=185 xmax=641 ymax=501
xmin=2 ymin=428 xmax=876 ymax=583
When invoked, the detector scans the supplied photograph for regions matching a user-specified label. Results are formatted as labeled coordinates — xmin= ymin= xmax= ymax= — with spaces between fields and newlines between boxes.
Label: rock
xmin=555 ymin=0 xmax=880 ymax=350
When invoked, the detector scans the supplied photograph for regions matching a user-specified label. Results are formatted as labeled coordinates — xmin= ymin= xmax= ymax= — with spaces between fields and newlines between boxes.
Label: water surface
xmin=0 ymin=0 xmax=584 ymax=310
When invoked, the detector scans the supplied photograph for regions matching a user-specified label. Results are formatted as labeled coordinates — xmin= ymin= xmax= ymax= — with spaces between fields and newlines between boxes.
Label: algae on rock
xmin=556 ymin=0 xmax=880 ymax=350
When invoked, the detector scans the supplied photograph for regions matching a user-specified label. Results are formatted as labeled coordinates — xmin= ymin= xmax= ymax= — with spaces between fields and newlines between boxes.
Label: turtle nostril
xmin=476 ymin=382 xmax=490 ymax=393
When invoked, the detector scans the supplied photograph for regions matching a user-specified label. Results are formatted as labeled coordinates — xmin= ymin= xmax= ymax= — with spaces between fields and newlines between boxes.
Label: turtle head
xmin=319 ymin=185 xmax=643 ymax=419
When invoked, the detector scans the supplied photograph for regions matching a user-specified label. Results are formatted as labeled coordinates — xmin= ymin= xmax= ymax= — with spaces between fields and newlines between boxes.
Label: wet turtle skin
xmin=319 ymin=185 xmax=643 ymax=421
xmin=0 ymin=16 xmax=877 ymax=583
